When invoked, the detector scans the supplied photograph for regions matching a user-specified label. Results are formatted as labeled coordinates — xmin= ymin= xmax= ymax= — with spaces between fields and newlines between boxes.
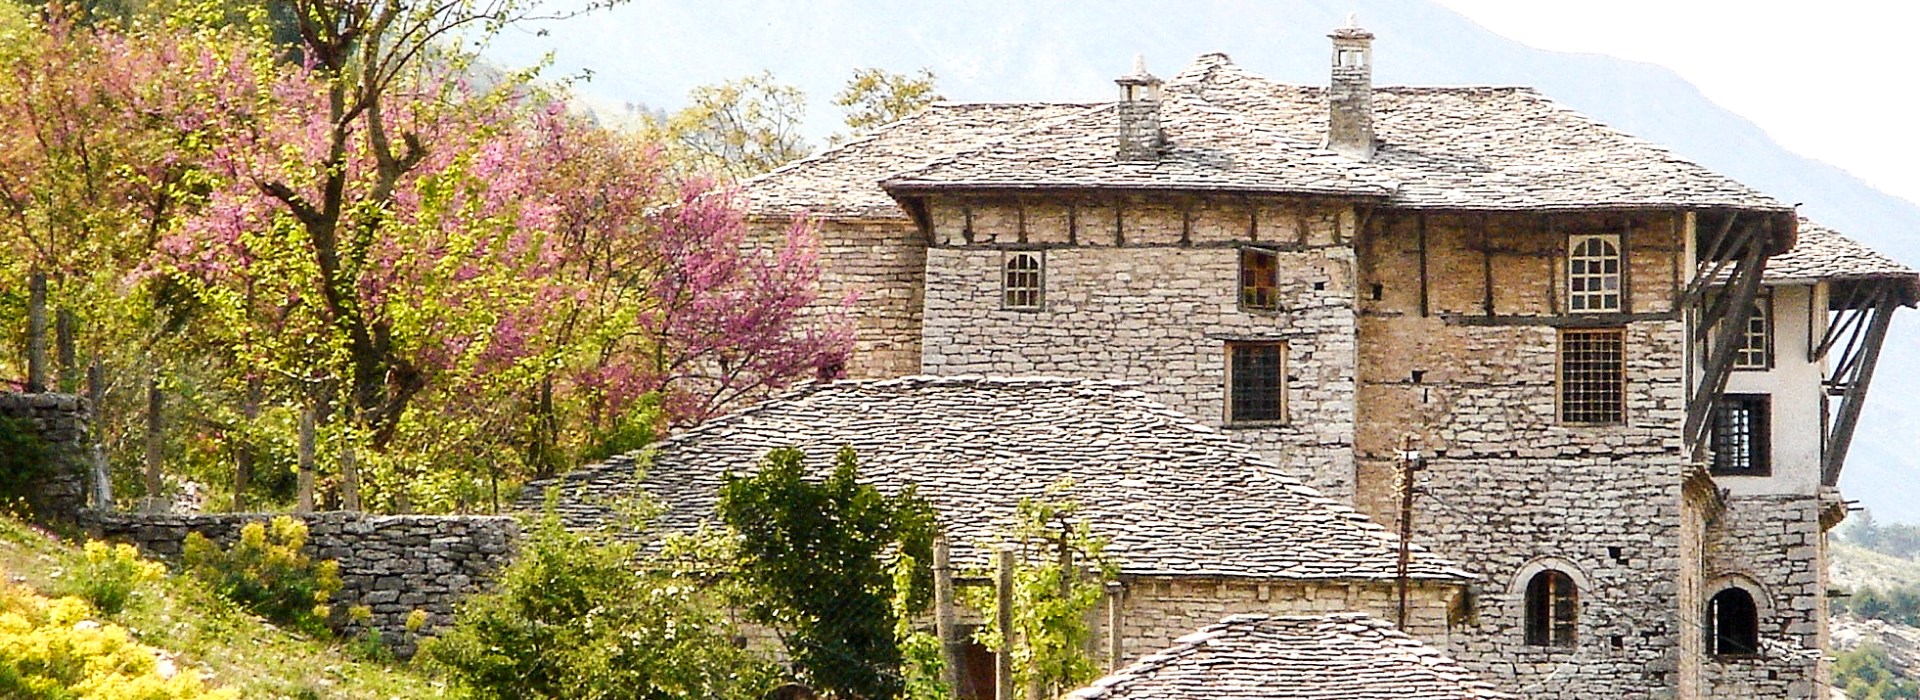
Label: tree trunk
xmin=87 ymin=360 xmax=110 ymax=511
xmin=55 ymin=309 xmax=75 ymax=392
xmin=234 ymin=382 xmax=259 ymax=512
xmin=143 ymin=374 xmax=163 ymax=513
xmin=340 ymin=438 xmax=360 ymax=511
xmin=26 ymin=272 xmax=47 ymax=393
xmin=296 ymin=406 xmax=315 ymax=513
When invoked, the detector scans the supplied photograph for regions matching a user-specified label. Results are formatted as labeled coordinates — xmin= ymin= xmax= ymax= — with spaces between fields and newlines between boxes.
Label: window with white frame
xmin=1003 ymin=251 xmax=1043 ymax=310
xmin=1567 ymin=234 xmax=1622 ymax=313
xmin=1732 ymin=295 xmax=1772 ymax=370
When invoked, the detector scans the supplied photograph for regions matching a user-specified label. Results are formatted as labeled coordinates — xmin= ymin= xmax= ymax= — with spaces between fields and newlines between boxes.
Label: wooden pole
xmin=143 ymin=375 xmax=163 ymax=512
xmin=234 ymin=385 xmax=258 ymax=512
xmin=1106 ymin=582 xmax=1125 ymax=671
xmin=296 ymin=406 xmax=315 ymax=513
xmin=340 ymin=439 xmax=361 ymax=512
xmin=996 ymin=548 xmax=1015 ymax=700
xmin=1395 ymin=437 xmax=1425 ymax=630
xmin=26 ymin=272 xmax=47 ymax=393
xmin=933 ymin=537 xmax=959 ymax=698
xmin=54 ymin=309 xmax=75 ymax=392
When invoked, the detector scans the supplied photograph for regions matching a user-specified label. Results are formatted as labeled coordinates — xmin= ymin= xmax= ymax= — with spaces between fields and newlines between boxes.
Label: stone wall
xmin=1354 ymin=210 xmax=1696 ymax=698
xmin=1104 ymin=576 xmax=1459 ymax=664
xmin=757 ymin=217 xmax=928 ymax=379
xmin=916 ymin=194 xmax=1360 ymax=498
xmin=1699 ymin=495 xmax=1830 ymax=698
xmin=83 ymin=511 xmax=517 ymax=658
xmin=0 ymin=392 xmax=90 ymax=519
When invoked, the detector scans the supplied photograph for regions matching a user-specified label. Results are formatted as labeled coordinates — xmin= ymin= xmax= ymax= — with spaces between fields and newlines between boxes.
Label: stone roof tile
xmin=1066 ymin=613 xmax=1513 ymax=700
xmin=521 ymin=376 xmax=1475 ymax=582
xmin=1767 ymin=218 xmax=1917 ymax=285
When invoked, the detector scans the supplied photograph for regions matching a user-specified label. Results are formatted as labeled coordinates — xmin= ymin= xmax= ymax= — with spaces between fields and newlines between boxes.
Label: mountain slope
xmin=489 ymin=0 xmax=1920 ymax=521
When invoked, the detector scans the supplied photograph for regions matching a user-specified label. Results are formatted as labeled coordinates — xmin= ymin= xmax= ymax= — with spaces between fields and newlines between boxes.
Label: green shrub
xmin=62 ymin=541 xmax=165 ymax=615
xmin=423 ymin=508 xmax=777 ymax=700
xmin=179 ymin=516 xmax=341 ymax=634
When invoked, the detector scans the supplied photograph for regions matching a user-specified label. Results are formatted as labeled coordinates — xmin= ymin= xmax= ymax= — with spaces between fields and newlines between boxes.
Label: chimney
xmin=1115 ymin=55 xmax=1164 ymax=161
xmin=1327 ymin=14 xmax=1375 ymax=159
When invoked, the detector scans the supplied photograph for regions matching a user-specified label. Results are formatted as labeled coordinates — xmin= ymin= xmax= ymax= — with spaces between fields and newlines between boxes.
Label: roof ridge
xmin=882 ymin=102 xmax=1118 ymax=185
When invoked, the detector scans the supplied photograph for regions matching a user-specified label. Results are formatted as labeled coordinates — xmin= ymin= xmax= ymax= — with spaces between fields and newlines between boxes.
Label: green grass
xmin=0 ymin=516 xmax=449 ymax=699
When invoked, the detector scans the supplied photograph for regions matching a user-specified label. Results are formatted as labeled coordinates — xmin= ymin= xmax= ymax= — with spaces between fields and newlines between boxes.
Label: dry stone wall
xmin=1103 ymin=577 xmax=1458 ymax=664
xmin=917 ymin=194 xmax=1360 ymax=498
xmin=83 ymin=511 xmax=517 ymax=658
xmin=0 ymin=392 xmax=90 ymax=518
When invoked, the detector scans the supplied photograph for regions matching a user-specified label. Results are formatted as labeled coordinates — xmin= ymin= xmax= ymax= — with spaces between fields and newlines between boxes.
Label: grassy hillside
xmin=1833 ymin=541 xmax=1920 ymax=593
xmin=0 ymin=516 xmax=446 ymax=700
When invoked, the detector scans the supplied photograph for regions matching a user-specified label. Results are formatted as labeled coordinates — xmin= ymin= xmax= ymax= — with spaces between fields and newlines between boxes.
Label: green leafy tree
xmin=832 ymin=68 xmax=941 ymax=144
xmin=1836 ymin=642 xmax=1920 ymax=700
xmin=962 ymin=485 xmax=1119 ymax=699
xmin=716 ymin=446 xmax=939 ymax=699
xmin=655 ymin=72 xmax=811 ymax=180
xmin=425 ymin=506 xmax=777 ymax=700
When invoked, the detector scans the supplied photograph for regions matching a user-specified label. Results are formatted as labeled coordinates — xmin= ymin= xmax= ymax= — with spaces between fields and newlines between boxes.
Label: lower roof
xmin=523 ymin=375 xmax=1474 ymax=583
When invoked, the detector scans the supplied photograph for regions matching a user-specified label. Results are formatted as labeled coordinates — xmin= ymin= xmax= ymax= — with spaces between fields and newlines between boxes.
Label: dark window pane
xmin=1229 ymin=343 xmax=1284 ymax=422
xmin=1560 ymin=329 xmax=1625 ymax=424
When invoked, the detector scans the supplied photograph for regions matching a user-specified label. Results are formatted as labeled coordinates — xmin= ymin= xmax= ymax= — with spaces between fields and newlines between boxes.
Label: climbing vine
xmin=963 ymin=484 xmax=1119 ymax=698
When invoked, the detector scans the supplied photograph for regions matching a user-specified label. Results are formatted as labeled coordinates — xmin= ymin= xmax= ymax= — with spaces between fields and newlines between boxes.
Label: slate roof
xmin=521 ymin=376 xmax=1475 ymax=582
xmin=883 ymin=97 xmax=1399 ymax=197
xmin=1172 ymin=54 xmax=1790 ymax=213
xmin=1066 ymin=613 xmax=1513 ymax=700
xmin=740 ymin=102 xmax=1090 ymax=219
xmin=1768 ymin=218 xmax=1918 ymax=283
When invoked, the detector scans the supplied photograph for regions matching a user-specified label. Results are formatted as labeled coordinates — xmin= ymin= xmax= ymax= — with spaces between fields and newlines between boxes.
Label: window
xmin=1567 ymin=234 xmax=1622 ymax=313
xmin=1708 ymin=588 xmax=1760 ymax=655
xmin=1226 ymin=342 xmax=1286 ymax=423
xmin=1732 ymin=295 xmax=1772 ymax=370
xmin=1524 ymin=570 xmax=1578 ymax=648
xmin=1003 ymin=251 xmax=1043 ymax=310
xmin=1710 ymin=395 xmax=1771 ymax=476
xmin=1240 ymin=248 xmax=1279 ymax=311
xmin=1559 ymin=328 xmax=1625 ymax=424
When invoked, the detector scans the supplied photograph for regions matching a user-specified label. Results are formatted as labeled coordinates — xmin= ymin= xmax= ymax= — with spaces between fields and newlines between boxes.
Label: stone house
xmin=726 ymin=19 xmax=1920 ymax=700
xmin=530 ymin=375 xmax=1477 ymax=697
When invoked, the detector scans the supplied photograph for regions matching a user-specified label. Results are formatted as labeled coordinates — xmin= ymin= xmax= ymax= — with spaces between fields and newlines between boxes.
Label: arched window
xmin=1567 ymin=234 xmax=1621 ymax=313
xmin=1002 ymin=251 xmax=1043 ymax=310
xmin=1708 ymin=588 xmax=1760 ymax=655
xmin=1524 ymin=570 xmax=1578 ymax=647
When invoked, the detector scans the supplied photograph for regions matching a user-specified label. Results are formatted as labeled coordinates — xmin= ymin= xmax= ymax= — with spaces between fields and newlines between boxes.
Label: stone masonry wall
xmin=917 ymin=193 xmax=1359 ymax=499
xmin=83 ymin=511 xmax=517 ymax=658
xmin=1355 ymin=211 xmax=1695 ymax=699
xmin=1699 ymin=495 xmax=1829 ymax=698
xmin=0 ymin=392 xmax=90 ymax=519
xmin=755 ymin=218 xmax=928 ymax=380
xmin=1102 ymin=577 xmax=1459 ymax=664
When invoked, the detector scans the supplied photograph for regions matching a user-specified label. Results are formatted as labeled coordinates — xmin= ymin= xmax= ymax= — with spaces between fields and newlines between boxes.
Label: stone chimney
xmin=1327 ymin=15 xmax=1375 ymax=159
xmin=1115 ymin=55 xmax=1165 ymax=161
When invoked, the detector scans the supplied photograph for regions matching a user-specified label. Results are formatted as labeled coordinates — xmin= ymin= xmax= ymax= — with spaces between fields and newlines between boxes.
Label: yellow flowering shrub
xmin=0 ymin=575 xmax=237 ymax=699
xmin=180 ymin=516 xmax=341 ymax=634
xmin=64 ymin=541 xmax=165 ymax=615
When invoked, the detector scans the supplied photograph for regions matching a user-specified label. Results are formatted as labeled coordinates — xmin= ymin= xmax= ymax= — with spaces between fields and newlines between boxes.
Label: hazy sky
xmin=1432 ymin=0 xmax=1920 ymax=209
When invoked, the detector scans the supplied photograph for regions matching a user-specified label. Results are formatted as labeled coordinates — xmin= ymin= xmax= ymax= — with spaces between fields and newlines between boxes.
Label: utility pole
xmin=1394 ymin=436 xmax=1426 ymax=630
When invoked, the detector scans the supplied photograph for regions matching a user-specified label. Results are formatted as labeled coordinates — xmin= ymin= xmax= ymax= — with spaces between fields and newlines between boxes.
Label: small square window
xmin=1710 ymin=395 xmax=1770 ymax=476
xmin=1227 ymin=341 xmax=1286 ymax=424
xmin=1559 ymin=328 xmax=1625 ymax=424
xmin=1003 ymin=251 xmax=1043 ymax=310
xmin=1731 ymin=295 xmax=1772 ymax=370
xmin=1240 ymin=248 xmax=1279 ymax=311
xmin=1567 ymin=234 xmax=1622 ymax=313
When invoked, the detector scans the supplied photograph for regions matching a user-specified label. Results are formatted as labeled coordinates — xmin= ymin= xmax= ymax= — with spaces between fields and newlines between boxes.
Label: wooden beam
xmin=1417 ymin=214 xmax=1430 ymax=317
xmin=1481 ymin=214 xmax=1495 ymax=316
xmin=1686 ymin=237 xmax=1768 ymax=446
xmin=1824 ymin=290 xmax=1896 ymax=485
